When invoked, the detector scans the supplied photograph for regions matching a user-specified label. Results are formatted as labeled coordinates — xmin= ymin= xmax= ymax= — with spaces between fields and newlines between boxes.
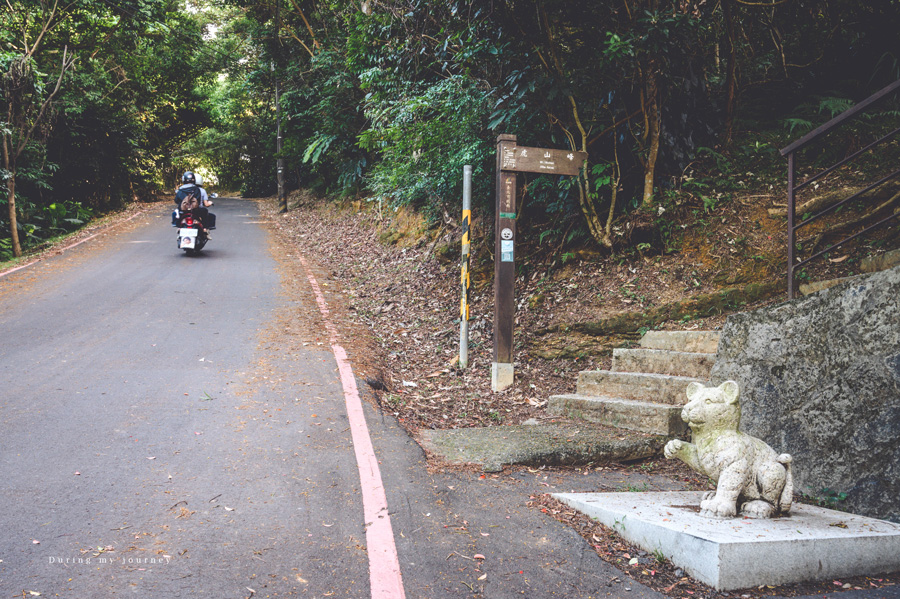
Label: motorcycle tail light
xmin=186 ymin=217 xmax=194 ymax=226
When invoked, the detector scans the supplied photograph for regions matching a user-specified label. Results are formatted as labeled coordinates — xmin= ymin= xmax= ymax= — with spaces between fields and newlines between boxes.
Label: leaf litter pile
xmin=259 ymin=194 xmax=898 ymax=599
xmin=261 ymin=196 xmax=601 ymax=432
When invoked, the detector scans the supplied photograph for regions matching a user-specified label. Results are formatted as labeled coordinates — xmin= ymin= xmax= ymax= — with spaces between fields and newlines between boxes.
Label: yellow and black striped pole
xmin=459 ymin=165 xmax=472 ymax=369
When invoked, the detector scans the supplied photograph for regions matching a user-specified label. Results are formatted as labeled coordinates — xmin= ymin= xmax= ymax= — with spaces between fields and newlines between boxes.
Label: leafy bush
xmin=358 ymin=75 xmax=494 ymax=217
xmin=0 ymin=197 xmax=92 ymax=261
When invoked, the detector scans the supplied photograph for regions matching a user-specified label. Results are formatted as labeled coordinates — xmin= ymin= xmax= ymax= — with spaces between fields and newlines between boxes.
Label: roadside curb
xmin=0 ymin=208 xmax=149 ymax=280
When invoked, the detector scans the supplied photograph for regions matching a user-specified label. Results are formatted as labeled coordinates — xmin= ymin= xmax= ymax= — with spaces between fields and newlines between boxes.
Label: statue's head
xmin=681 ymin=380 xmax=741 ymax=431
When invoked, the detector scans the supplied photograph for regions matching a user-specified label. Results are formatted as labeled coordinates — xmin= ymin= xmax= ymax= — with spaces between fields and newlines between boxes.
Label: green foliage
xmin=6 ymin=0 xmax=900 ymax=257
xmin=0 ymin=194 xmax=92 ymax=260
xmin=359 ymin=75 xmax=493 ymax=214
xmin=818 ymin=96 xmax=855 ymax=118
xmin=783 ymin=118 xmax=814 ymax=135
xmin=801 ymin=487 xmax=849 ymax=510
xmin=303 ymin=134 xmax=338 ymax=165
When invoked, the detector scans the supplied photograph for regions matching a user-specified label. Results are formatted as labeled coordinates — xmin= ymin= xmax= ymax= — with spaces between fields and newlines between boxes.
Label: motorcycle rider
xmin=172 ymin=171 xmax=215 ymax=230
xmin=194 ymin=173 xmax=216 ymax=228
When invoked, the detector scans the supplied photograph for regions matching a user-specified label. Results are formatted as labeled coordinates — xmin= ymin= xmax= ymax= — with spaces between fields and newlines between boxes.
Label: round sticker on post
xmin=500 ymin=228 xmax=513 ymax=240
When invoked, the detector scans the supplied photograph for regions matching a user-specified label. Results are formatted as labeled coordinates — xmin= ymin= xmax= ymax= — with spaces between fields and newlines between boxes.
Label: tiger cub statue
xmin=664 ymin=380 xmax=793 ymax=519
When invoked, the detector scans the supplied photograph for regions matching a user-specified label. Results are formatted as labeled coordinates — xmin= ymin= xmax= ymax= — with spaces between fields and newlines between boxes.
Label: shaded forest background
xmin=4 ymin=0 xmax=900 ymax=261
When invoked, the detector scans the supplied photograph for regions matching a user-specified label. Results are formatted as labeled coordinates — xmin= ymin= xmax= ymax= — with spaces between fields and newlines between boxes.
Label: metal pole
xmin=787 ymin=152 xmax=795 ymax=298
xmin=275 ymin=77 xmax=286 ymax=213
xmin=275 ymin=0 xmax=286 ymax=213
xmin=459 ymin=165 xmax=472 ymax=369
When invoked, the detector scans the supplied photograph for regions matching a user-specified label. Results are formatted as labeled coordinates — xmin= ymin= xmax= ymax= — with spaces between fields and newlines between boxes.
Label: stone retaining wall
xmin=710 ymin=267 xmax=900 ymax=522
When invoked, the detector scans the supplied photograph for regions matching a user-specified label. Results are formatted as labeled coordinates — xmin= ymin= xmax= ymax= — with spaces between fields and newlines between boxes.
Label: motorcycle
xmin=175 ymin=208 xmax=209 ymax=254
xmin=173 ymin=193 xmax=217 ymax=255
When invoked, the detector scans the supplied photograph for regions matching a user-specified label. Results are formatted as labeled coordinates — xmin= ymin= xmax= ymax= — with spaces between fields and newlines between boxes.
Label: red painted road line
xmin=0 ymin=209 xmax=148 ymax=280
xmin=297 ymin=253 xmax=406 ymax=599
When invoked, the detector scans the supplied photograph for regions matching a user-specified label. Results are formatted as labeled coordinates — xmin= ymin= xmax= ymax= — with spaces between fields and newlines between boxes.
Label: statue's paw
xmin=664 ymin=439 xmax=683 ymax=459
xmin=700 ymin=496 xmax=737 ymax=519
xmin=701 ymin=491 xmax=716 ymax=501
xmin=740 ymin=500 xmax=776 ymax=519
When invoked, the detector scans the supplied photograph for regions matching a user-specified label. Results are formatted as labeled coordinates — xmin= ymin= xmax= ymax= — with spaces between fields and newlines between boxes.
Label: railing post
xmin=787 ymin=152 xmax=796 ymax=299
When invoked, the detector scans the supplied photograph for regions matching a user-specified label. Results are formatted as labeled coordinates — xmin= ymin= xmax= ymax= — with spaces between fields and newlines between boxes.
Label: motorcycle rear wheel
xmin=182 ymin=234 xmax=207 ymax=255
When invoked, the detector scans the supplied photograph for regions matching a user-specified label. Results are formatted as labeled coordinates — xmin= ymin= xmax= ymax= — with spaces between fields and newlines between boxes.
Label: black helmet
xmin=182 ymin=171 xmax=196 ymax=184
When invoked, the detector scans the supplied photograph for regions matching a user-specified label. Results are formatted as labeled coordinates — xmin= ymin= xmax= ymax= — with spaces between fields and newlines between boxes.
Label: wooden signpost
xmin=492 ymin=134 xmax=587 ymax=391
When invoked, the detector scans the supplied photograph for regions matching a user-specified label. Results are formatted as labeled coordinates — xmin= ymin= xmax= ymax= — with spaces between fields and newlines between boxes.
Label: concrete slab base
xmin=553 ymin=491 xmax=900 ymax=591
xmin=418 ymin=423 xmax=664 ymax=472
xmin=491 ymin=362 xmax=514 ymax=392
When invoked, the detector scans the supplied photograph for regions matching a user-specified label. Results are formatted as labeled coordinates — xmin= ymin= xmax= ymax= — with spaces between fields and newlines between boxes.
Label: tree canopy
xmin=4 ymin=0 xmax=900 ymax=259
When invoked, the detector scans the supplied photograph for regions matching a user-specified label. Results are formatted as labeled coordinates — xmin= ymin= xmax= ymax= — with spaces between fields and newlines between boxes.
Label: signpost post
xmin=491 ymin=134 xmax=587 ymax=391
xmin=492 ymin=135 xmax=517 ymax=391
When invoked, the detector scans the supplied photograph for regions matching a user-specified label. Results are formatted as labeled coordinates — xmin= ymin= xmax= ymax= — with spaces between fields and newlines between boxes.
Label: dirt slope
xmin=258 ymin=191 xmax=795 ymax=434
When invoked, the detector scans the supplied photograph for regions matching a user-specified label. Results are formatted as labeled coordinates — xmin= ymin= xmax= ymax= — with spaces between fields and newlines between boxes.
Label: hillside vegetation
xmin=4 ymin=1 xmax=900 ymax=278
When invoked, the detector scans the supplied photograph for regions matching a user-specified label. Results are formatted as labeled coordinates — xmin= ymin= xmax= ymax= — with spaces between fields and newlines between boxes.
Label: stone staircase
xmin=548 ymin=330 xmax=720 ymax=436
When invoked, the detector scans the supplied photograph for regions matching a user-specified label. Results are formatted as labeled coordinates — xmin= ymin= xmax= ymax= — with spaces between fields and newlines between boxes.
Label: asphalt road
xmin=2 ymin=200 xmax=895 ymax=599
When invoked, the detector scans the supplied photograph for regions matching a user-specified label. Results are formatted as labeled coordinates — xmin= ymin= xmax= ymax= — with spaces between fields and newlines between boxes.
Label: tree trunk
xmin=642 ymin=81 xmax=660 ymax=207
xmin=722 ymin=0 xmax=738 ymax=144
xmin=566 ymin=95 xmax=612 ymax=247
xmin=1 ymin=132 xmax=22 ymax=257
xmin=603 ymin=129 xmax=622 ymax=246
xmin=6 ymin=174 xmax=22 ymax=258
xmin=576 ymin=175 xmax=609 ymax=246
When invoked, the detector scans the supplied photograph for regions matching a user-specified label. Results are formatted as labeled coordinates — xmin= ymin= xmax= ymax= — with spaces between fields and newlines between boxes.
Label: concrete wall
xmin=711 ymin=266 xmax=900 ymax=523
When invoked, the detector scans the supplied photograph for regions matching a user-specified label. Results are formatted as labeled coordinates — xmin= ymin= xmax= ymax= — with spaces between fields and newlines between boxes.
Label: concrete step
xmin=799 ymin=273 xmax=866 ymax=296
xmin=800 ymin=251 xmax=900 ymax=295
xmin=548 ymin=394 xmax=687 ymax=436
xmin=861 ymin=247 xmax=900 ymax=273
xmin=612 ymin=347 xmax=716 ymax=379
xmin=639 ymin=330 xmax=720 ymax=354
xmin=576 ymin=371 xmax=703 ymax=406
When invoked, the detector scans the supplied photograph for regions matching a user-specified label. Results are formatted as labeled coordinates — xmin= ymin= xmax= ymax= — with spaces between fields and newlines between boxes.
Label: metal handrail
xmin=791 ymin=125 xmax=900 ymax=193
xmin=795 ymin=167 xmax=900 ymax=231
xmin=780 ymin=79 xmax=900 ymax=298
xmin=780 ymin=79 xmax=900 ymax=157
